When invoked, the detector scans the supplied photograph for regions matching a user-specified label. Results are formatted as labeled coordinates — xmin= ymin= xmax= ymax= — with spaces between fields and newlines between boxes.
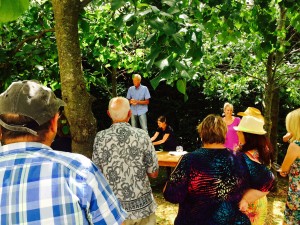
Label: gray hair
xmin=132 ymin=74 xmax=141 ymax=80
xmin=108 ymin=97 xmax=130 ymax=121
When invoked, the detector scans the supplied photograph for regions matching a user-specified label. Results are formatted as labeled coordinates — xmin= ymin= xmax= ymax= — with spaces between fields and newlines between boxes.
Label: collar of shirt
xmin=0 ymin=141 xmax=50 ymax=155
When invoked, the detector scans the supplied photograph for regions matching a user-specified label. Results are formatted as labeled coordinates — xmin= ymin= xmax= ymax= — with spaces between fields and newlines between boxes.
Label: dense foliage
xmin=0 ymin=0 xmax=299 ymax=158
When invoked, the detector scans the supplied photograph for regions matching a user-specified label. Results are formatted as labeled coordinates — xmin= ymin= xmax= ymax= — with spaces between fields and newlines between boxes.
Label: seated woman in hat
xmin=234 ymin=110 xmax=274 ymax=225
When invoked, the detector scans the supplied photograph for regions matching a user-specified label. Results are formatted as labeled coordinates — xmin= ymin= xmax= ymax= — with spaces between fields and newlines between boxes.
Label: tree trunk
xmin=270 ymin=4 xmax=286 ymax=160
xmin=263 ymin=53 xmax=274 ymax=137
xmin=112 ymin=67 xmax=117 ymax=97
xmin=52 ymin=0 xmax=96 ymax=158
xmin=270 ymin=90 xmax=280 ymax=159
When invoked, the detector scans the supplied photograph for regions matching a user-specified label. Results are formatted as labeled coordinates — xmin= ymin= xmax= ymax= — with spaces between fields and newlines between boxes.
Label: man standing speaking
xmin=126 ymin=74 xmax=151 ymax=132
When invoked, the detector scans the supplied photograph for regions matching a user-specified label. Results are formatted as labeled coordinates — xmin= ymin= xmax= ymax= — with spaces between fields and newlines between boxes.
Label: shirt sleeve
xmin=243 ymin=154 xmax=275 ymax=192
xmin=85 ymin=164 xmax=127 ymax=225
xmin=144 ymin=86 xmax=151 ymax=99
xmin=163 ymin=155 xmax=189 ymax=204
xmin=144 ymin=135 xmax=159 ymax=174
xmin=126 ymin=87 xmax=132 ymax=99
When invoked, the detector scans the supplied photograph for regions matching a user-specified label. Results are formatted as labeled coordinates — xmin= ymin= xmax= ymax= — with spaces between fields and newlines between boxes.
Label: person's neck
xmin=113 ymin=120 xmax=129 ymax=124
xmin=224 ymin=115 xmax=233 ymax=120
xmin=3 ymin=137 xmax=51 ymax=146
xmin=203 ymin=143 xmax=225 ymax=149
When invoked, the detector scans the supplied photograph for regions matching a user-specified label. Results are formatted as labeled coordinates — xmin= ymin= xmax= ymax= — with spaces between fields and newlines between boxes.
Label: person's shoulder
xmin=234 ymin=116 xmax=241 ymax=122
xmin=289 ymin=141 xmax=300 ymax=156
xmin=167 ymin=125 xmax=174 ymax=131
xmin=141 ymin=84 xmax=149 ymax=90
xmin=128 ymin=85 xmax=135 ymax=91
xmin=46 ymin=150 xmax=97 ymax=176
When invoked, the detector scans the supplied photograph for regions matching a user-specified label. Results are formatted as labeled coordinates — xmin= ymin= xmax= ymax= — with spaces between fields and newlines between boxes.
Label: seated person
xmin=151 ymin=116 xmax=177 ymax=151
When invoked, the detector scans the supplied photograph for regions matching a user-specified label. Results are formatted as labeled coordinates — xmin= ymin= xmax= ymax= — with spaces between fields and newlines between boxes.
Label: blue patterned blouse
xmin=163 ymin=148 xmax=274 ymax=225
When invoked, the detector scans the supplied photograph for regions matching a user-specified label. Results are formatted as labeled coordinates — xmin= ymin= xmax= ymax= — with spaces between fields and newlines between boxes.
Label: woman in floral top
xmin=280 ymin=108 xmax=300 ymax=225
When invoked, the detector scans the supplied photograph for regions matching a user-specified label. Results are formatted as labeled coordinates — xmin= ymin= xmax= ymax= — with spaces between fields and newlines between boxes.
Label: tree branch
xmin=80 ymin=0 xmax=93 ymax=9
xmin=11 ymin=28 xmax=55 ymax=56
xmin=277 ymin=70 xmax=300 ymax=87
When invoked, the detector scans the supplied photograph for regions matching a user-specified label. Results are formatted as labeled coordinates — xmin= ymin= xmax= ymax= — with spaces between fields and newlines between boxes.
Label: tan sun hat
xmin=233 ymin=115 xmax=266 ymax=135
xmin=237 ymin=107 xmax=264 ymax=122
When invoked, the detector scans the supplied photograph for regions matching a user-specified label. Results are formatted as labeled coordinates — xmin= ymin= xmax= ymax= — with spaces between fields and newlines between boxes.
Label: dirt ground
xmin=151 ymin=168 xmax=288 ymax=225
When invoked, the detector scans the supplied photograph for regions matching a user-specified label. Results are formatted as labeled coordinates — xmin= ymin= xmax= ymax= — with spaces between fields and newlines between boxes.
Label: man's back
xmin=93 ymin=122 xmax=159 ymax=220
xmin=0 ymin=142 xmax=126 ymax=225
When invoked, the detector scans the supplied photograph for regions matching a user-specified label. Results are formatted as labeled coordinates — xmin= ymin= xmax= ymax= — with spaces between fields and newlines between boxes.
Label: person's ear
xmin=107 ymin=110 xmax=111 ymax=118
xmin=50 ymin=113 xmax=59 ymax=133
xmin=128 ymin=110 xmax=132 ymax=119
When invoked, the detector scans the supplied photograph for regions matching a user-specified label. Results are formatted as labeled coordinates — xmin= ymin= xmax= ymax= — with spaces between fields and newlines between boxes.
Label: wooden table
xmin=156 ymin=151 xmax=185 ymax=167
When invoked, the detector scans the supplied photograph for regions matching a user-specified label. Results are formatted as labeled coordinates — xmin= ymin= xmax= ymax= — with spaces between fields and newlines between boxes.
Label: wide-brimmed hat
xmin=237 ymin=107 xmax=264 ymax=122
xmin=234 ymin=115 xmax=266 ymax=135
xmin=0 ymin=80 xmax=65 ymax=136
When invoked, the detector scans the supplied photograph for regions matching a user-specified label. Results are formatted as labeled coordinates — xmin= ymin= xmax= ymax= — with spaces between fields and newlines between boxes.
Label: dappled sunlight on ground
xmin=270 ymin=200 xmax=285 ymax=224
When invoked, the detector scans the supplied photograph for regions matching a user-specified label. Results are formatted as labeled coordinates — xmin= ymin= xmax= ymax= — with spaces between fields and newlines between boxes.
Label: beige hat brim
xmin=233 ymin=126 xmax=266 ymax=135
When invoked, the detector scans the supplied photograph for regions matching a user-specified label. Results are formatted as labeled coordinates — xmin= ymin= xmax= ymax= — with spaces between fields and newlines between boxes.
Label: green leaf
xmin=123 ymin=13 xmax=135 ymax=22
xmin=62 ymin=125 xmax=70 ymax=135
xmin=176 ymin=79 xmax=186 ymax=95
xmin=150 ymin=69 xmax=172 ymax=89
xmin=162 ymin=0 xmax=176 ymax=7
xmin=128 ymin=22 xmax=139 ymax=37
xmin=0 ymin=0 xmax=29 ymax=22
xmin=146 ymin=46 xmax=161 ymax=70
xmin=172 ymin=33 xmax=185 ymax=47
xmin=144 ymin=33 xmax=157 ymax=46
xmin=162 ymin=22 xmax=177 ymax=35
xmin=155 ymin=57 xmax=170 ymax=70
xmin=111 ymin=0 xmax=126 ymax=11
xmin=148 ymin=17 xmax=165 ymax=31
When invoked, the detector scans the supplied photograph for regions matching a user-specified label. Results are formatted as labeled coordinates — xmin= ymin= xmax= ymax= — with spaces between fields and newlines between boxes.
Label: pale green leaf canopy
xmin=0 ymin=0 xmax=29 ymax=23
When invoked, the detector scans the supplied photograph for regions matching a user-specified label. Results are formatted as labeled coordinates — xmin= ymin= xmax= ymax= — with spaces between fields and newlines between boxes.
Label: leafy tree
xmin=110 ymin=0 xmax=300 ymax=154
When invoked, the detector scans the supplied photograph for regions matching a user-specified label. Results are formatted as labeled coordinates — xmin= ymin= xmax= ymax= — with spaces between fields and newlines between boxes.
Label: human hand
xmin=283 ymin=133 xmax=292 ymax=142
xmin=280 ymin=171 xmax=288 ymax=177
xmin=130 ymin=99 xmax=138 ymax=105
xmin=239 ymin=198 xmax=248 ymax=212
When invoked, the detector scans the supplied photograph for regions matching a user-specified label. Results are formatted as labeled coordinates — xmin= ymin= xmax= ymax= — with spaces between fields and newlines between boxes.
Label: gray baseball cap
xmin=0 ymin=80 xmax=65 ymax=135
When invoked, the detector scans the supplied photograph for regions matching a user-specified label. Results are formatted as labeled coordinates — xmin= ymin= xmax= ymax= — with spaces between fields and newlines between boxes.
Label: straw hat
xmin=233 ymin=115 xmax=266 ymax=135
xmin=237 ymin=107 xmax=264 ymax=122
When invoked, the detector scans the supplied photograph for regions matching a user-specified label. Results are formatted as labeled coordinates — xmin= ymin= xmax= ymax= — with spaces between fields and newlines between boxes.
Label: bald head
xmin=108 ymin=97 xmax=131 ymax=122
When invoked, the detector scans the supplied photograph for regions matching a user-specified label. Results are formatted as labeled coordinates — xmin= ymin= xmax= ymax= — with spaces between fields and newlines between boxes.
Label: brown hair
xmin=0 ymin=114 xmax=52 ymax=143
xmin=157 ymin=116 xmax=167 ymax=123
xmin=239 ymin=132 xmax=274 ymax=165
xmin=197 ymin=114 xmax=227 ymax=144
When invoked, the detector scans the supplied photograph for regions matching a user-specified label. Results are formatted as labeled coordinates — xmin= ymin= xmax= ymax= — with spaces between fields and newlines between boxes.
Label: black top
xmin=156 ymin=125 xmax=177 ymax=151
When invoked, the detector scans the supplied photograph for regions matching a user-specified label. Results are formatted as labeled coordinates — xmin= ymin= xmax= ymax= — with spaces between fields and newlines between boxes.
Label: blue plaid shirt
xmin=0 ymin=142 xmax=127 ymax=225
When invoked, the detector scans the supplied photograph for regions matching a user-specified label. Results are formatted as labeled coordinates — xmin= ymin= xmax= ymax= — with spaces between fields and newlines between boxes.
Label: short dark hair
xmin=157 ymin=116 xmax=167 ymax=123
xmin=0 ymin=114 xmax=52 ymax=143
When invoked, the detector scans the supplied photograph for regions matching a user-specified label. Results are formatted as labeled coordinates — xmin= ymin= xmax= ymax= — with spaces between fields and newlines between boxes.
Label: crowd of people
xmin=0 ymin=78 xmax=298 ymax=225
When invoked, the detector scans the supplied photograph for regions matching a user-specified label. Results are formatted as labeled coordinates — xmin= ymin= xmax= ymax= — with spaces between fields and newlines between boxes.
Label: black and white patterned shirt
xmin=92 ymin=122 xmax=159 ymax=220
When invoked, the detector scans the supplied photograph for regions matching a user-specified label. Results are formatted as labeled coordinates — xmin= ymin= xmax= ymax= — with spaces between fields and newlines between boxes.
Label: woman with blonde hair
xmin=223 ymin=102 xmax=240 ymax=150
xmin=279 ymin=108 xmax=300 ymax=225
